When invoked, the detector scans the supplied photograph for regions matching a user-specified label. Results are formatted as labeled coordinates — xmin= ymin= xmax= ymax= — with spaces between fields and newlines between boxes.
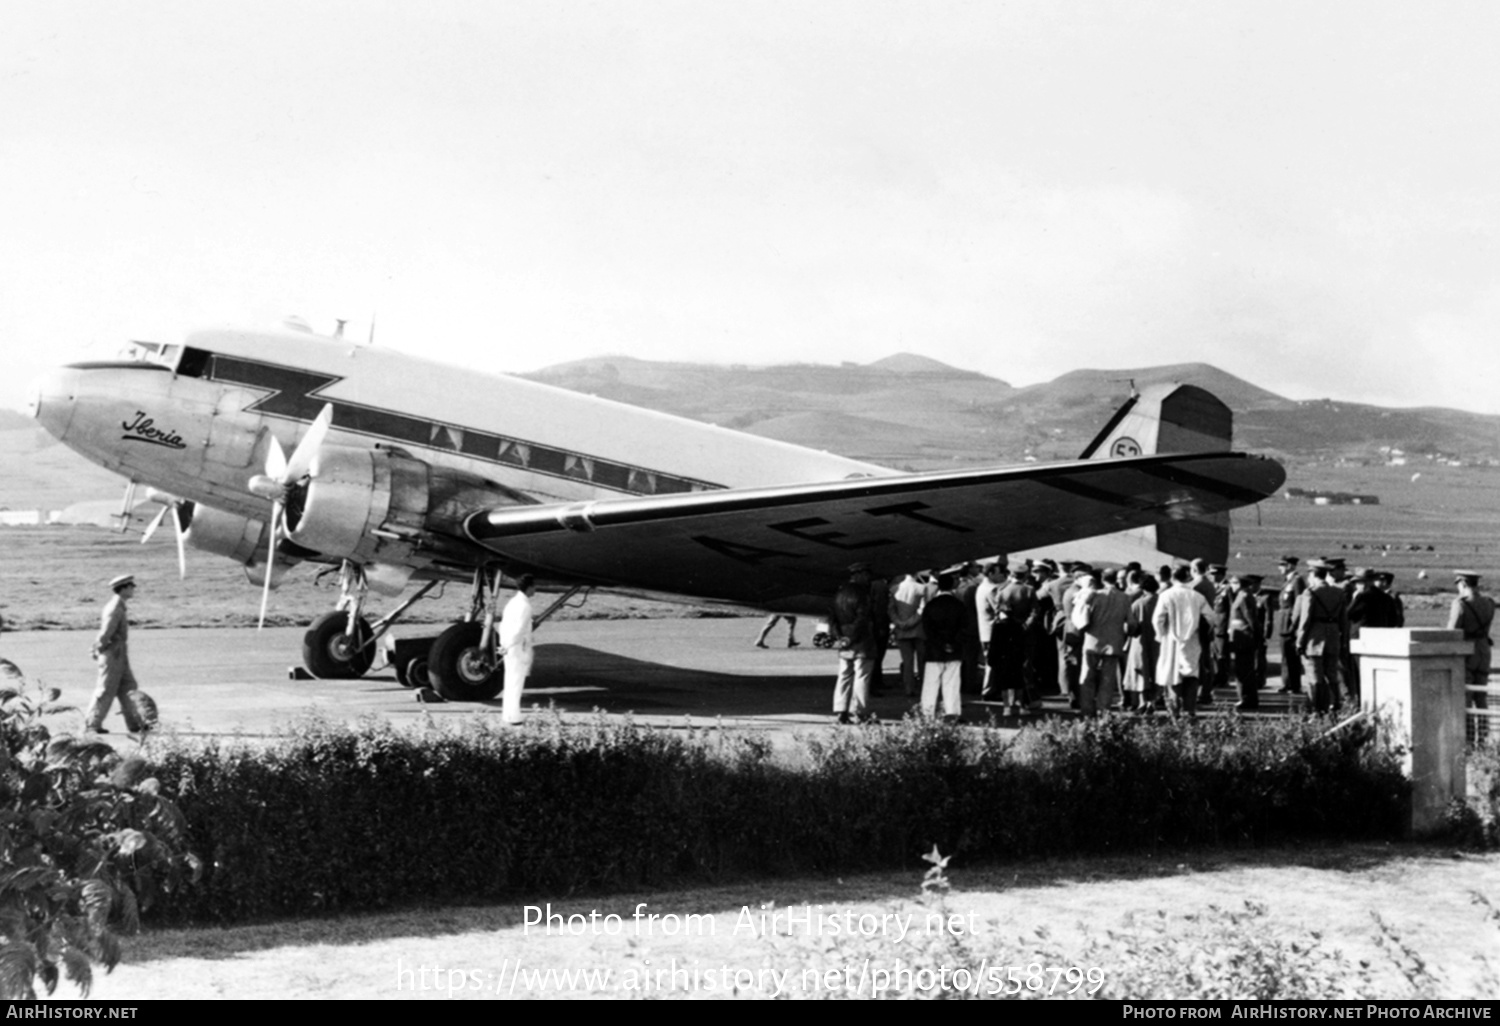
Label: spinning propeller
xmin=248 ymin=404 xmax=334 ymax=628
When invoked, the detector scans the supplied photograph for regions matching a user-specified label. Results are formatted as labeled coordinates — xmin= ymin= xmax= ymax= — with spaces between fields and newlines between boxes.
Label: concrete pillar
xmin=1350 ymin=628 xmax=1470 ymax=837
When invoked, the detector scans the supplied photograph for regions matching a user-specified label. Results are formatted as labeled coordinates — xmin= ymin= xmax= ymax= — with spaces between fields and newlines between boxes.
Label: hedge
xmin=142 ymin=711 xmax=1410 ymax=924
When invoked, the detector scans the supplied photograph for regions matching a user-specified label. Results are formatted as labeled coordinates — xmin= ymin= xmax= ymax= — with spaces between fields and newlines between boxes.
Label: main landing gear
xmin=303 ymin=610 xmax=375 ymax=678
xmin=426 ymin=569 xmax=584 ymax=702
xmin=298 ymin=562 xmax=436 ymax=680
xmin=295 ymin=562 xmax=585 ymax=702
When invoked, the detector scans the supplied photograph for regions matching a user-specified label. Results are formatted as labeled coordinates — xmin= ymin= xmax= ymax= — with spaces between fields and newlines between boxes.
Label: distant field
xmin=0 ymin=522 xmax=706 ymax=631
xmin=1226 ymin=459 xmax=1500 ymax=594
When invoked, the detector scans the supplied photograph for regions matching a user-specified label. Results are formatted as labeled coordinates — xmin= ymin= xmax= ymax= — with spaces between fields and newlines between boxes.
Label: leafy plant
xmin=0 ymin=659 xmax=200 ymax=998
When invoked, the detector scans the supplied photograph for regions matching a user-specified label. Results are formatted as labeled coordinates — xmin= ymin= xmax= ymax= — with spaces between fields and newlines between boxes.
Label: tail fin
xmin=1077 ymin=382 xmax=1232 ymax=461
xmin=1022 ymin=383 xmax=1236 ymax=566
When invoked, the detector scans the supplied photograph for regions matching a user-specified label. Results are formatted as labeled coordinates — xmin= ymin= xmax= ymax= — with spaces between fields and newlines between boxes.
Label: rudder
xmin=1078 ymin=383 xmax=1232 ymax=460
xmin=1018 ymin=383 xmax=1236 ymax=567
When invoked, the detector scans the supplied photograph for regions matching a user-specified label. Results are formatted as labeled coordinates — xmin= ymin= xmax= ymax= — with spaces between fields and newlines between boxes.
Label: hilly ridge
xmin=523 ymin=353 xmax=1500 ymax=468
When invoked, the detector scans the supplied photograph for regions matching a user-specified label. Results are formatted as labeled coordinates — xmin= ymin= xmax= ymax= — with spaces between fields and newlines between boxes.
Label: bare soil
xmin=63 ymin=844 xmax=1500 ymax=1001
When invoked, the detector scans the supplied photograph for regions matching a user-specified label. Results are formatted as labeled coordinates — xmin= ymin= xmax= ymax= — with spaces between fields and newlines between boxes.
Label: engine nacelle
xmin=184 ymin=506 xmax=273 ymax=566
xmin=184 ymin=505 xmax=301 ymax=588
xmin=284 ymin=445 xmax=516 ymax=565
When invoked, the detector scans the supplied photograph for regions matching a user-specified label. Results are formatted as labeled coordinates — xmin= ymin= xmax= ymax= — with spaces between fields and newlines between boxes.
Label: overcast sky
xmin=4 ymin=1 xmax=1499 ymax=416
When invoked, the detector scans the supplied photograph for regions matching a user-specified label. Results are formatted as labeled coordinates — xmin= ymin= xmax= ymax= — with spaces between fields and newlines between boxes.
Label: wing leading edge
xmin=463 ymin=451 xmax=1285 ymax=611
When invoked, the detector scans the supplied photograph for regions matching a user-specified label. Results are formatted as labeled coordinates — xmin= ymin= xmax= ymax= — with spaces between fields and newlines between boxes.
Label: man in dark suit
xmin=1295 ymin=559 xmax=1348 ymax=714
xmin=1273 ymin=556 xmax=1307 ymax=694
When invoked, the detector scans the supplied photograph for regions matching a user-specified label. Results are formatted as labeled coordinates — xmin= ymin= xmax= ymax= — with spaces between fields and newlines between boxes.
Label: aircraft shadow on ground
xmin=516 ymin=642 xmax=835 ymax=715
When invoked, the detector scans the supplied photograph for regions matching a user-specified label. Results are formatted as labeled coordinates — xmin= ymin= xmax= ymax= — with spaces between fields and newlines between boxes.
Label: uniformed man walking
xmin=87 ymin=574 xmax=148 ymax=734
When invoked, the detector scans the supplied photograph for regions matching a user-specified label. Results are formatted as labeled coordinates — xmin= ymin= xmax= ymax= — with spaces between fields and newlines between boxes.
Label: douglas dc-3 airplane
xmin=27 ymin=322 xmax=1285 ymax=701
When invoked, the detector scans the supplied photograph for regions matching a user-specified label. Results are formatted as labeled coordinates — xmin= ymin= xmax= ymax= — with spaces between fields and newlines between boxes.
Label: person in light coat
xmin=974 ymin=563 xmax=1004 ymax=699
xmin=889 ymin=572 xmax=929 ymax=697
xmin=499 ymin=574 xmax=536 ymax=725
xmin=1153 ymin=565 xmax=1215 ymax=719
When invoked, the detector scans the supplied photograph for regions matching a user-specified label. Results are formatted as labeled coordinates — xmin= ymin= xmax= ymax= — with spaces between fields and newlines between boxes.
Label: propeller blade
xmin=258 ymin=501 xmax=282 ymax=630
xmin=171 ymin=504 xmax=187 ymax=579
xmin=252 ymin=407 xmax=332 ymax=630
xmin=265 ymin=431 xmax=288 ymax=482
xmin=141 ymin=505 xmax=170 ymax=544
xmin=284 ymin=404 xmax=334 ymax=483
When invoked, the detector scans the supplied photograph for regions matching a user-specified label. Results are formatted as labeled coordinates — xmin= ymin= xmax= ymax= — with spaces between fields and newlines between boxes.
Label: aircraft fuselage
xmin=29 ymin=327 xmax=890 ymax=544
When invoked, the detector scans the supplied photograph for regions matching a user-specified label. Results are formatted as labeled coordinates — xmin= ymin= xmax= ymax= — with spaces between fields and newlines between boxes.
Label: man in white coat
xmin=499 ymin=574 xmax=536 ymax=725
xmin=1152 ymin=565 xmax=1215 ymax=719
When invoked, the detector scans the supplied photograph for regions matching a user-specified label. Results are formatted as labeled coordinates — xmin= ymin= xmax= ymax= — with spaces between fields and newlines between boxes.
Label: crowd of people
xmin=799 ymin=554 xmax=1494 ymax=726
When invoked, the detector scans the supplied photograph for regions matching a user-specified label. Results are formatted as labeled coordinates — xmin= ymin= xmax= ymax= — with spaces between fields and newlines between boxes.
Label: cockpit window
xmin=115 ymin=341 xmax=217 ymax=379
xmin=121 ymin=340 xmax=181 ymax=368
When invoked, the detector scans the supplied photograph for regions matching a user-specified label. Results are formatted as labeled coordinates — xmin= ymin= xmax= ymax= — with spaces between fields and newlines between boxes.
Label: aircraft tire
xmin=429 ymin=622 xmax=505 ymax=702
xmin=395 ymin=653 xmax=432 ymax=690
xmin=302 ymin=612 xmax=376 ymax=679
xmin=391 ymin=637 xmax=437 ymax=689
xmin=406 ymin=655 xmax=432 ymax=690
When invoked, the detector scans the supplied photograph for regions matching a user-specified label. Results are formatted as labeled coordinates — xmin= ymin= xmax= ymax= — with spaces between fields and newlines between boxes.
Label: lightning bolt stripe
xmin=204 ymin=352 xmax=723 ymax=498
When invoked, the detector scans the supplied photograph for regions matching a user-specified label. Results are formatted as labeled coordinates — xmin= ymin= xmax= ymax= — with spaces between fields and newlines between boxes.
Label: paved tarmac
xmin=2 ymin=618 xmax=1310 ymax=745
xmin=1 ymin=619 xmax=901 ymax=743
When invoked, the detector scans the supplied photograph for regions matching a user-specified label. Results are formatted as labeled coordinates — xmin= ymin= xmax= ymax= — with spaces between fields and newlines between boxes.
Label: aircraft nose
xmin=26 ymin=366 xmax=79 ymax=440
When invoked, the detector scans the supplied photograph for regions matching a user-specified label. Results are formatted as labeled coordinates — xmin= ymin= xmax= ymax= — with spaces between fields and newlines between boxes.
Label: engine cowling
xmin=282 ymin=445 xmax=517 ymax=565
xmin=184 ymin=506 xmax=273 ymax=565
xmin=184 ymin=505 xmax=301 ymax=587
xmin=284 ymin=447 xmax=395 ymax=559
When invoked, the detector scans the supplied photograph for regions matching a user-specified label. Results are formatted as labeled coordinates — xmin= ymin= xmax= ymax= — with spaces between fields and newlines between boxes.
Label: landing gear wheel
xmin=429 ymin=621 xmax=505 ymax=702
xmin=302 ymin=612 xmax=375 ymax=679
xmin=392 ymin=637 xmax=438 ymax=689
xmin=406 ymin=655 xmax=432 ymax=690
xmin=394 ymin=654 xmax=433 ymax=690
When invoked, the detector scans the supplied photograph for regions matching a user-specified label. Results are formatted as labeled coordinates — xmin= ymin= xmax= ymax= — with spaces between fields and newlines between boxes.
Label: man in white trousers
xmin=499 ymin=574 xmax=536 ymax=725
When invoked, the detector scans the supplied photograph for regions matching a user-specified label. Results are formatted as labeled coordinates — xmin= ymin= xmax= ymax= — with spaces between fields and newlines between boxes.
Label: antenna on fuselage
xmin=334 ymin=319 xmax=347 ymax=338
xmin=367 ymin=314 xmax=376 ymax=347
